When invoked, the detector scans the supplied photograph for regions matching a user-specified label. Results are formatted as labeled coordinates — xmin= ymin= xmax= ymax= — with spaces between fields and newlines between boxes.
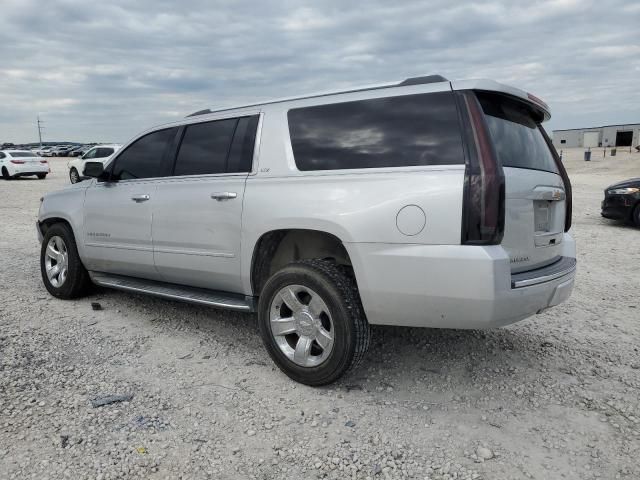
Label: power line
xmin=37 ymin=116 xmax=45 ymax=147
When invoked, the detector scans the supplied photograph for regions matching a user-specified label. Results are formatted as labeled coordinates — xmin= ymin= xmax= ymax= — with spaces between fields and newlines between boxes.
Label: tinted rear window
xmin=227 ymin=115 xmax=259 ymax=173
xmin=477 ymin=92 xmax=558 ymax=174
xmin=288 ymin=92 xmax=464 ymax=171
xmin=8 ymin=151 xmax=34 ymax=158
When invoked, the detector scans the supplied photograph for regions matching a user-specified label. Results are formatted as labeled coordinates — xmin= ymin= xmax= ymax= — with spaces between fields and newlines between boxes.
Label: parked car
xmin=67 ymin=145 xmax=85 ymax=157
xmin=1 ymin=150 xmax=49 ymax=179
xmin=55 ymin=145 xmax=75 ymax=157
xmin=68 ymin=145 xmax=88 ymax=157
xmin=44 ymin=146 xmax=66 ymax=157
xmin=37 ymin=146 xmax=54 ymax=157
xmin=601 ymin=178 xmax=640 ymax=227
xmin=67 ymin=144 xmax=122 ymax=183
xmin=37 ymin=75 xmax=576 ymax=385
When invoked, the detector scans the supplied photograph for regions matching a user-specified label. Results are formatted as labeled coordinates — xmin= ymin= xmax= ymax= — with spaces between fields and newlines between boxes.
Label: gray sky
xmin=1 ymin=0 xmax=639 ymax=143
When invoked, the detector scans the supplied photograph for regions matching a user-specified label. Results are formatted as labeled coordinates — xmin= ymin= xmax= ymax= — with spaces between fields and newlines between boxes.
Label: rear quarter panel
xmin=240 ymin=97 xmax=465 ymax=294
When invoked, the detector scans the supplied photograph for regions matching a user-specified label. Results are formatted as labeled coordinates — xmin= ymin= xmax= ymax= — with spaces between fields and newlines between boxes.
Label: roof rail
xmin=184 ymin=75 xmax=449 ymax=118
xmin=398 ymin=75 xmax=448 ymax=86
xmin=186 ymin=109 xmax=213 ymax=117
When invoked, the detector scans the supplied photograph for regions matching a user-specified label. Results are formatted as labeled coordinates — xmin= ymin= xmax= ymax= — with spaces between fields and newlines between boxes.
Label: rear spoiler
xmin=451 ymin=79 xmax=551 ymax=122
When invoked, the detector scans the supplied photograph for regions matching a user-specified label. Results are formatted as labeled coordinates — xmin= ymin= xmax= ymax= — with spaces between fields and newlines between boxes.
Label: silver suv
xmin=37 ymin=75 xmax=576 ymax=385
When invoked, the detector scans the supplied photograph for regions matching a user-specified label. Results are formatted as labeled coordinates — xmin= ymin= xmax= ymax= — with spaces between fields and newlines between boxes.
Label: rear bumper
xmin=9 ymin=164 xmax=49 ymax=176
xmin=347 ymin=233 xmax=576 ymax=329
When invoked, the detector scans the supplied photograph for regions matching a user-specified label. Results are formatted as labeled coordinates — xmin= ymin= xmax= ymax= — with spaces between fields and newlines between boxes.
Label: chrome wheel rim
xmin=70 ymin=169 xmax=79 ymax=183
xmin=45 ymin=236 xmax=69 ymax=288
xmin=270 ymin=285 xmax=334 ymax=367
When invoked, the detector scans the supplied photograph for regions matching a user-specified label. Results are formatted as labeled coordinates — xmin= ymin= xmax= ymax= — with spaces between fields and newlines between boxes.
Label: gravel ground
xmin=1 ymin=148 xmax=639 ymax=480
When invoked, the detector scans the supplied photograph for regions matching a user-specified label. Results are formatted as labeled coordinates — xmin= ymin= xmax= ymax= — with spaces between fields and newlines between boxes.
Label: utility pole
xmin=37 ymin=115 xmax=45 ymax=147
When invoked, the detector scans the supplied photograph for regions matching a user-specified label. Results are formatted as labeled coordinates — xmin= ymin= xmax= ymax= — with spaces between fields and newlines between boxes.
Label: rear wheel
xmin=2 ymin=167 xmax=13 ymax=180
xmin=40 ymin=223 xmax=91 ymax=299
xmin=258 ymin=259 xmax=370 ymax=386
xmin=69 ymin=168 xmax=79 ymax=184
xmin=37 ymin=173 xmax=47 ymax=180
xmin=632 ymin=204 xmax=640 ymax=228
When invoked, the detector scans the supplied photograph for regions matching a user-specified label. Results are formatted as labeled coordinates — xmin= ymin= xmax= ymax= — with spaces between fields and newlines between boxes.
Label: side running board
xmin=89 ymin=272 xmax=256 ymax=312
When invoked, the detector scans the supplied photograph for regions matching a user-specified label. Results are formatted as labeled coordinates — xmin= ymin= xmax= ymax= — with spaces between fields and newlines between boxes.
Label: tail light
xmin=456 ymin=91 xmax=505 ymax=245
xmin=40 ymin=160 xmax=48 ymax=164
xmin=10 ymin=160 xmax=25 ymax=164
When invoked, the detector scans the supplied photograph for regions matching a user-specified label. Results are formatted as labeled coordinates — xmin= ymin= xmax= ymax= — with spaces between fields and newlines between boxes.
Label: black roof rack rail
xmin=186 ymin=109 xmax=213 ymax=118
xmin=398 ymin=75 xmax=448 ymax=86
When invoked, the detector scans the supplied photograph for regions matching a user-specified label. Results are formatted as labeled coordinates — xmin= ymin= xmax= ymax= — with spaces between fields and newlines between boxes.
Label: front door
xmin=83 ymin=181 xmax=158 ymax=278
xmin=81 ymin=127 xmax=180 ymax=279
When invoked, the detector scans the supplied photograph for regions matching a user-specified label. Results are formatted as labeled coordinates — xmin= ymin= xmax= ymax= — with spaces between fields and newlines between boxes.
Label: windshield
xmin=477 ymin=92 xmax=559 ymax=174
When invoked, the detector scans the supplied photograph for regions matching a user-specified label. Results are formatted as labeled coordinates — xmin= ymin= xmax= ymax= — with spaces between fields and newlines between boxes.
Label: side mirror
xmin=83 ymin=161 xmax=105 ymax=178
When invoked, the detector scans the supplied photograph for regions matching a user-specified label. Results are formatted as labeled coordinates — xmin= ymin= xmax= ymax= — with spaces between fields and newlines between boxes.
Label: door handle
xmin=131 ymin=194 xmax=150 ymax=202
xmin=211 ymin=192 xmax=237 ymax=201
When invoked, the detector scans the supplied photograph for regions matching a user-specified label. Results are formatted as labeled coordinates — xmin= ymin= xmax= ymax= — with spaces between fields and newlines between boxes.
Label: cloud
xmin=0 ymin=0 xmax=638 ymax=142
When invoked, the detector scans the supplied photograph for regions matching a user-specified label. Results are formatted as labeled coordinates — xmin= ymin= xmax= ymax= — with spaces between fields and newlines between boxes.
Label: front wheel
xmin=40 ymin=223 xmax=91 ymax=299
xmin=258 ymin=259 xmax=371 ymax=386
xmin=69 ymin=167 xmax=79 ymax=184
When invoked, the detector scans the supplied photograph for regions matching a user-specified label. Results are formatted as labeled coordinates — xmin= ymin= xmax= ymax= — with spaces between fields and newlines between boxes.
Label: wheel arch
xmin=249 ymin=229 xmax=353 ymax=296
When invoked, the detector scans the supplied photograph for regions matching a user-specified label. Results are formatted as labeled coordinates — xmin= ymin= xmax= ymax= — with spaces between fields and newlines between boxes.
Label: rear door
xmin=151 ymin=114 xmax=260 ymax=293
xmin=477 ymin=92 xmax=567 ymax=273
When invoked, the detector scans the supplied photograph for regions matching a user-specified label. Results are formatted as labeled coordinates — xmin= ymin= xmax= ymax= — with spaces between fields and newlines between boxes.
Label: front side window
xmin=111 ymin=127 xmax=178 ymax=181
xmin=288 ymin=92 xmax=464 ymax=171
xmin=174 ymin=119 xmax=237 ymax=176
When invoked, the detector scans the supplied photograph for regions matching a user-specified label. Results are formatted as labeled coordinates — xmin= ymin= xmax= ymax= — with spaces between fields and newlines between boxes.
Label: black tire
xmin=40 ymin=223 xmax=91 ymax=299
xmin=258 ymin=259 xmax=370 ymax=386
xmin=69 ymin=168 xmax=79 ymax=184
xmin=2 ymin=167 xmax=13 ymax=180
xmin=633 ymin=203 xmax=640 ymax=228
xmin=37 ymin=173 xmax=47 ymax=180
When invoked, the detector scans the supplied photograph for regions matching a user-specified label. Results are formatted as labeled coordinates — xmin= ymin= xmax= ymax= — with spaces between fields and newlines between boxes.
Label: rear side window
xmin=172 ymin=115 xmax=259 ymax=176
xmin=288 ymin=92 xmax=464 ymax=171
xmin=227 ymin=115 xmax=259 ymax=173
xmin=174 ymin=119 xmax=237 ymax=176
xmin=111 ymin=127 xmax=178 ymax=181
xmin=95 ymin=148 xmax=114 ymax=158
xmin=477 ymin=92 xmax=559 ymax=174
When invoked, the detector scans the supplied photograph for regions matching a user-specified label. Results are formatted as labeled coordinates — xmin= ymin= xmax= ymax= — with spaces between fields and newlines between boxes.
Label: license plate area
xmin=534 ymin=200 xmax=552 ymax=232
xmin=533 ymin=200 xmax=563 ymax=247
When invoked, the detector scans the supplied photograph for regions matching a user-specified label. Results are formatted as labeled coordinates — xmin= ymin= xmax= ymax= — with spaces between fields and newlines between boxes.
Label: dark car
xmin=601 ymin=177 xmax=640 ymax=227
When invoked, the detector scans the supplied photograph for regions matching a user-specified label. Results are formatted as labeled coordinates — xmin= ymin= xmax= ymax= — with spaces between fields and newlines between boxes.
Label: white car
xmin=0 ymin=150 xmax=49 ymax=179
xmin=67 ymin=144 xmax=121 ymax=183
